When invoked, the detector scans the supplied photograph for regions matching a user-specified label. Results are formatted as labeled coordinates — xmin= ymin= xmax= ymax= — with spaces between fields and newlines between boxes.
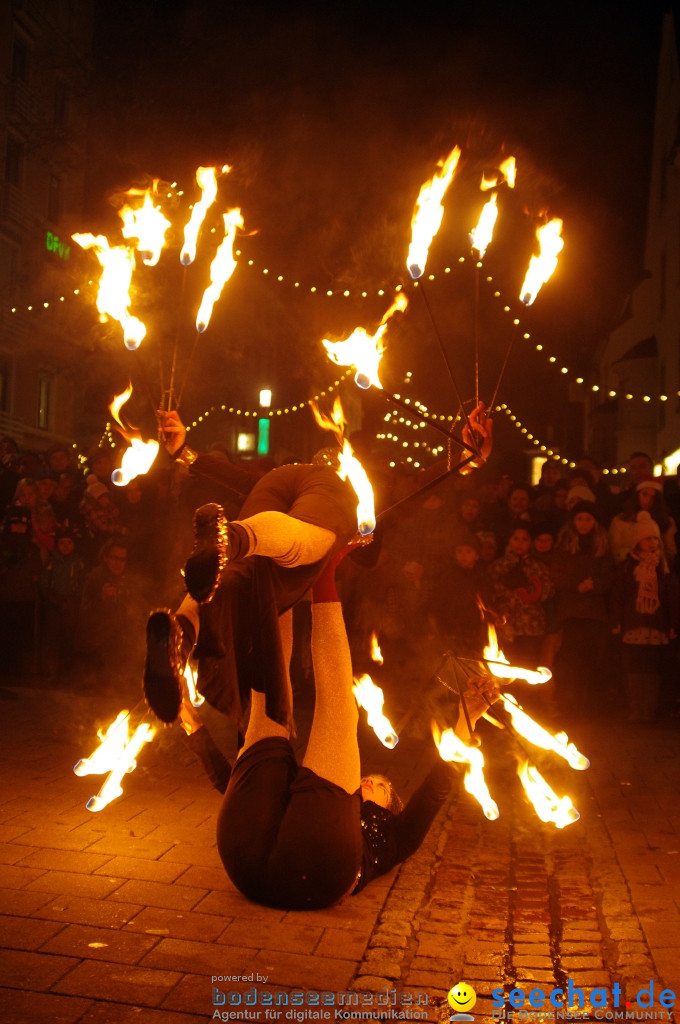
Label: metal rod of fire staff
xmin=487 ymin=319 xmax=520 ymax=412
xmin=376 ymin=455 xmax=477 ymax=523
xmin=376 ymin=386 xmax=477 ymax=453
xmin=434 ymin=654 xmax=540 ymax=746
xmin=411 ymin=277 xmax=475 ymax=441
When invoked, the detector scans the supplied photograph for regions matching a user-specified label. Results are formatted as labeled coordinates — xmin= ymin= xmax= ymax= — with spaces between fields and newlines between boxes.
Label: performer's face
xmin=360 ymin=775 xmax=392 ymax=809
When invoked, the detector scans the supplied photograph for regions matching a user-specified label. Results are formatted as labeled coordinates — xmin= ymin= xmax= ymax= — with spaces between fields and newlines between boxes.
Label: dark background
xmin=78 ymin=0 xmax=671 ymax=467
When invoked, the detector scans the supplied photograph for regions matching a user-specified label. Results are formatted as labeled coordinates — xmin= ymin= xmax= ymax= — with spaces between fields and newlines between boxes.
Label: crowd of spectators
xmin=0 ymin=436 xmax=186 ymax=687
xmin=338 ymin=446 xmax=680 ymax=727
xmin=1 ymin=430 xmax=678 ymax=726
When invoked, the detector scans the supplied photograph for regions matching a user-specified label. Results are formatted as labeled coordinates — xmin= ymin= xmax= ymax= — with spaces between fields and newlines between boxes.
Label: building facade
xmin=0 ymin=0 xmax=94 ymax=450
xmin=593 ymin=13 xmax=680 ymax=468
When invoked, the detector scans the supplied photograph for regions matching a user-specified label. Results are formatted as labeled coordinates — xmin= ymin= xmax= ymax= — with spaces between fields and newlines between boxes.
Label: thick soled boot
xmin=183 ymin=503 xmax=230 ymax=604
xmin=143 ymin=610 xmax=195 ymax=723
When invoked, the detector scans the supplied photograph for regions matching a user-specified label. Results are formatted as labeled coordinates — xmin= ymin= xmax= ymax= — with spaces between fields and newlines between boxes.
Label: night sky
xmin=84 ymin=0 xmax=671 ymax=464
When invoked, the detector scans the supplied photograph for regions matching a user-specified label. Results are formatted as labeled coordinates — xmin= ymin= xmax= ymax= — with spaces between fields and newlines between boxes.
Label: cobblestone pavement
xmin=0 ymin=677 xmax=678 ymax=1024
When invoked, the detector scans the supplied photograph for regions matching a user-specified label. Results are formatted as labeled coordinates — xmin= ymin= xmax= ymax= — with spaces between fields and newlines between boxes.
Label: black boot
xmin=183 ymin=503 xmax=230 ymax=604
xmin=143 ymin=610 xmax=195 ymax=723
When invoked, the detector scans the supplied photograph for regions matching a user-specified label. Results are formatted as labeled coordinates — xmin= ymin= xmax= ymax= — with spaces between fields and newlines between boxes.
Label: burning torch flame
xmin=500 ymin=156 xmax=516 ymax=188
xmin=407 ymin=146 xmax=461 ymax=280
xmin=353 ymin=674 xmax=398 ymax=748
xmin=480 ymin=174 xmax=498 ymax=192
xmin=74 ymin=710 xmax=156 ymax=813
xmin=108 ymin=385 xmax=159 ymax=487
xmin=119 ymin=187 xmax=171 ymax=267
xmin=517 ymin=761 xmax=580 ymax=828
xmin=432 ymin=722 xmax=499 ymax=820
xmin=370 ymin=632 xmax=383 ymax=665
xmin=311 ymin=397 xmax=376 ymax=535
xmin=499 ymin=694 xmax=590 ymax=770
xmin=180 ymin=165 xmax=222 ymax=266
xmin=338 ymin=441 xmax=375 ymax=536
xmin=470 ymin=191 xmax=498 ymax=260
xmin=195 ymin=208 xmax=243 ymax=333
xmin=72 ymin=233 xmax=146 ymax=350
xmin=483 ymin=624 xmax=551 ymax=685
xmin=520 ymin=217 xmax=564 ymax=306
xmin=184 ymin=661 xmax=205 ymax=708
xmin=322 ymin=293 xmax=408 ymax=390
xmin=73 ymin=711 xmax=130 ymax=776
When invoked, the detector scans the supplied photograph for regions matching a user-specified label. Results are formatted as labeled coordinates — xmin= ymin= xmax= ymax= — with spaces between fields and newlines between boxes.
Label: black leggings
xmin=216 ymin=737 xmax=363 ymax=910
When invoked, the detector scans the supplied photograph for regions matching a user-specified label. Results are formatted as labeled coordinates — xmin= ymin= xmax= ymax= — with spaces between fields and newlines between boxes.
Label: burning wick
xmin=180 ymin=165 xmax=220 ymax=266
xmin=195 ymin=207 xmax=243 ymax=333
xmin=482 ymin=625 xmax=551 ymax=685
xmin=311 ymin=398 xmax=377 ymax=536
xmin=499 ymin=693 xmax=590 ymax=771
xmin=353 ymin=674 xmax=398 ymax=749
xmin=321 ymin=293 xmax=408 ymax=392
xmin=71 ymin=233 xmax=146 ymax=350
xmin=432 ymin=721 xmax=499 ymax=821
xmin=74 ymin=710 xmax=156 ymax=813
xmin=407 ymin=145 xmax=461 ymax=280
xmin=518 ymin=761 xmax=580 ymax=828
xmin=520 ymin=217 xmax=564 ymax=306
xmin=119 ymin=186 xmax=171 ymax=268
xmin=184 ymin=661 xmax=205 ymax=708
xmin=470 ymin=191 xmax=498 ymax=261
xmin=111 ymin=437 xmax=159 ymax=487
xmin=484 ymin=660 xmax=551 ymax=685
xmin=108 ymin=385 xmax=160 ymax=487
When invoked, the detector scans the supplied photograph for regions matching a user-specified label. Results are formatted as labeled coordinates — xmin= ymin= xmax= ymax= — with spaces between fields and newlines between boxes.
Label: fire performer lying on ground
xmin=179 ymin=548 xmax=500 ymax=910
xmin=143 ymin=403 xmax=492 ymax=732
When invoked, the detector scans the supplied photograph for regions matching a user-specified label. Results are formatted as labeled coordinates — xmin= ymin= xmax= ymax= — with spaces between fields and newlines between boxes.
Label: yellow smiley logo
xmin=448 ymin=982 xmax=477 ymax=1013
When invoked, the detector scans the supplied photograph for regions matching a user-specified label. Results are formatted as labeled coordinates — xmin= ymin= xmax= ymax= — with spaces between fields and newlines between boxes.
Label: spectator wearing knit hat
xmin=609 ymin=475 xmax=677 ymax=568
xmin=611 ymin=510 xmax=680 ymax=723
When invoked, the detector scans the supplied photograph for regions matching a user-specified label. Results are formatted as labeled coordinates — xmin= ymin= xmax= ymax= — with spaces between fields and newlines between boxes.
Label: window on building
xmin=11 ymin=34 xmax=29 ymax=82
xmin=48 ymin=175 xmax=61 ymax=222
xmin=37 ymin=376 xmax=52 ymax=430
xmin=0 ymin=240 xmax=19 ymax=296
xmin=5 ymin=135 xmax=24 ymax=188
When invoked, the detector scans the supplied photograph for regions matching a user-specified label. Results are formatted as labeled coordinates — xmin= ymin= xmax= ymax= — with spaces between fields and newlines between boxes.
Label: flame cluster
xmin=74 ymin=711 xmax=155 ymax=813
xmin=353 ymin=673 xmax=398 ymax=749
xmin=432 ymin=721 xmax=499 ymax=820
xmin=322 ymin=294 xmax=408 ymax=391
xmin=108 ymin=385 xmax=159 ymax=487
xmin=311 ymin=396 xmax=376 ymax=536
xmin=431 ymin=627 xmax=588 ymax=828
xmin=73 ymin=165 xmax=242 ymax=349
xmin=320 ymin=146 xmax=562 ymax=402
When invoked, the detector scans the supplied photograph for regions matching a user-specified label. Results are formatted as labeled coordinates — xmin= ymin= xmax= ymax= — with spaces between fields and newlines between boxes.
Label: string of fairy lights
xmin=6 ymin=267 xmax=637 ymax=475
xmin=4 ymin=156 xmax=667 ymax=478
xmin=6 ymin=253 xmax=674 ymax=408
